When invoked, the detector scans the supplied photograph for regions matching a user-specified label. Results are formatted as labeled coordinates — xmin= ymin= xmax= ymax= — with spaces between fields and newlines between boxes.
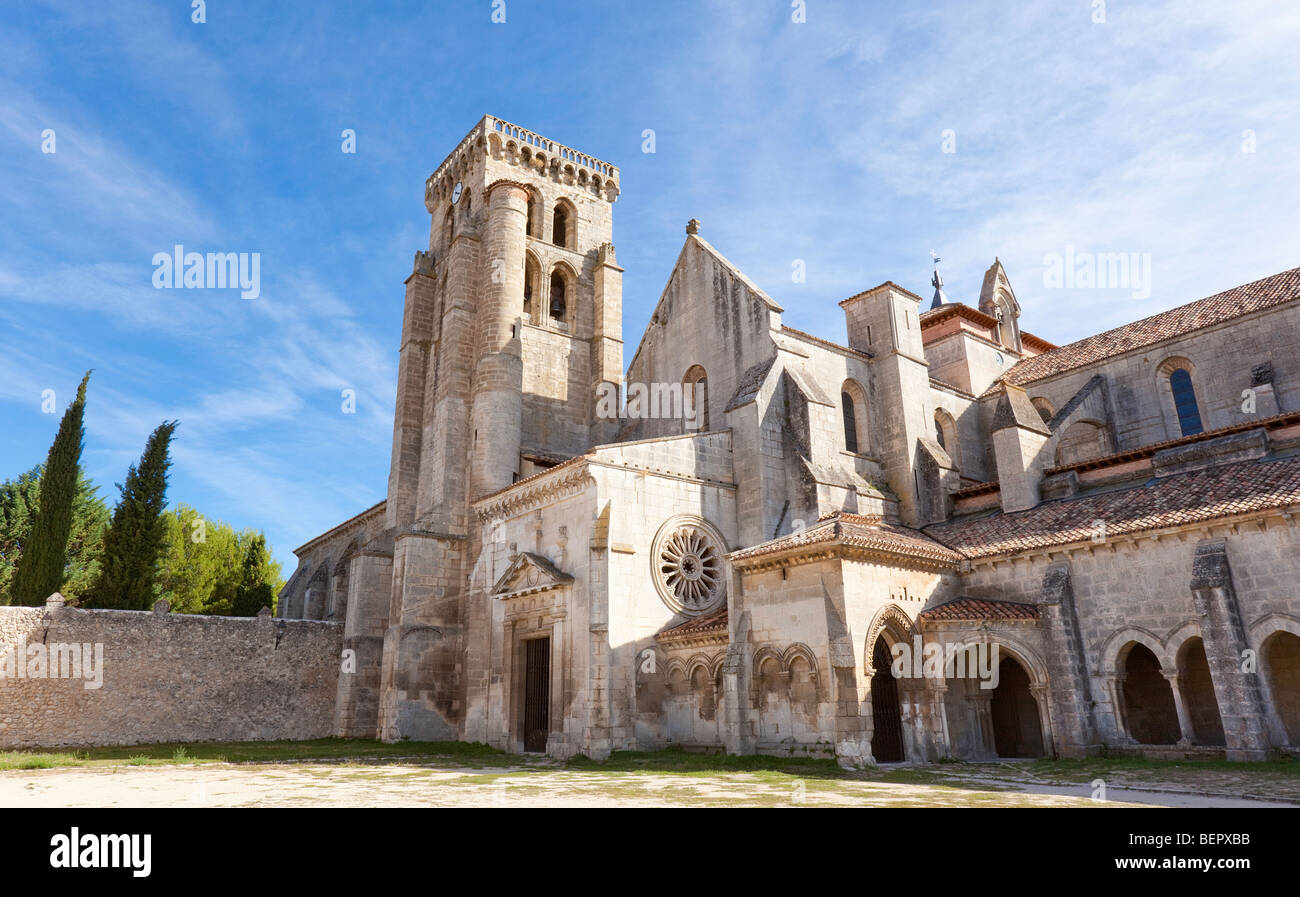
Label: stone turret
xmin=470 ymin=180 xmax=529 ymax=498
xmin=840 ymin=281 xmax=932 ymax=525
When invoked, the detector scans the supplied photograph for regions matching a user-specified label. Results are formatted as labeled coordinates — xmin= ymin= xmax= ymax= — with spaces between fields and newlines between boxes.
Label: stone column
xmin=547 ymin=613 xmax=570 ymax=759
xmin=721 ymin=608 xmax=755 ymax=756
xmin=501 ymin=618 xmax=517 ymax=750
xmin=1106 ymin=674 xmax=1138 ymax=744
xmin=1029 ymin=684 xmax=1056 ymax=758
xmin=968 ymin=693 xmax=997 ymax=760
xmin=1162 ymin=672 xmax=1194 ymax=746
xmin=931 ymin=679 xmax=953 ymax=759
xmin=1188 ymin=539 xmax=1271 ymax=761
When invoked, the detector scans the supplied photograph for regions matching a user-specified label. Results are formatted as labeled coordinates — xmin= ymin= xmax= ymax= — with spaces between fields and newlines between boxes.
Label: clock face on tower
xmin=451 ymin=182 xmax=463 ymax=204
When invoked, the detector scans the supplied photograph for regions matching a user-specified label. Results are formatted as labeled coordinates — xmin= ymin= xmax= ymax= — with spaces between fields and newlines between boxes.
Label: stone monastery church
xmin=278 ymin=115 xmax=1300 ymax=765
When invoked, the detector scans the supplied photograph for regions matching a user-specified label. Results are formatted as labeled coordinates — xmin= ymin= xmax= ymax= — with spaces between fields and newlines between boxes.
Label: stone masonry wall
xmin=0 ymin=605 xmax=342 ymax=748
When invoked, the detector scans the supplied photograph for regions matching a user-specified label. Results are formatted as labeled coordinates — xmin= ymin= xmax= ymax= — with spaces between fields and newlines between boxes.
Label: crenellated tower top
xmin=424 ymin=115 xmax=620 ymax=212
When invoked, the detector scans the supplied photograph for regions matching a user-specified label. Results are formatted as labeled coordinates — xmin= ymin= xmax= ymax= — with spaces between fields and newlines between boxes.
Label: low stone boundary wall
xmin=0 ymin=602 xmax=342 ymax=748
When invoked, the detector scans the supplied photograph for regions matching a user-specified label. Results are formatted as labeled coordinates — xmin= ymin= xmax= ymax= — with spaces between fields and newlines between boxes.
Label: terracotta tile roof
xmin=919 ymin=302 xmax=1056 ymax=352
xmin=925 ymin=454 xmax=1300 ymax=559
xmin=1021 ymin=331 xmax=1057 ymax=352
xmin=729 ymin=512 xmax=964 ymax=566
xmin=920 ymin=598 xmax=1039 ymax=622
xmin=657 ymin=605 xmax=729 ymax=639
xmin=992 ymin=266 xmax=1300 ymax=392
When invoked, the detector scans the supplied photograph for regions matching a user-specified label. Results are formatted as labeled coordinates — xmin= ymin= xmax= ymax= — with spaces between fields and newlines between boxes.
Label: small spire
xmin=930 ymin=250 xmax=948 ymax=310
xmin=686 ymin=218 xmax=701 ymax=235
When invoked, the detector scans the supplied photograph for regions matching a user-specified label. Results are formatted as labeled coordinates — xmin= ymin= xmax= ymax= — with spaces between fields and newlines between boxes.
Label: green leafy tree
xmin=155 ymin=506 xmax=283 ymax=615
xmin=230 ymin=533 xmax=277 ymax=616
xmin=156 ymin=505 xmax=241 ymax=613
xmin=87 ymin=421 xmax=178 ymax=610
xmin=11 ymin=372 xmax=91 ymax=605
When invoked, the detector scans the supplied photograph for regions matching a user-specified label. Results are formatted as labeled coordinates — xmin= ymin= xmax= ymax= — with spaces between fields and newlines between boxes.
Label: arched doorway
xmin=1121 ymin=643 xmax=1180 ymax=744
xmin=1263 ymin=631 xmax=1300 ymax=745
xmin=870 ymin=636 xmax=905 ymax=762
xmin=1177 ymin=638 xmax=1225 ymax=746
xmin=990 ymin=656 xmax=1043 ymax=758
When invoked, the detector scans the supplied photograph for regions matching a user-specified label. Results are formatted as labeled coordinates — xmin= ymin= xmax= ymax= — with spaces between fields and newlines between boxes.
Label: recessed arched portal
xmin=990 ymin=656 xmax=1044 ymax=758
xmin=1263 ymin=631 xmax=1300 ymax=746
xmin=1121 ymin=643 xmax=1180 ymax=744
xmin=1177 ymin=637 xmax=1225 ymax=746
xmin=870 ymin=635 xmax=905 ymax=762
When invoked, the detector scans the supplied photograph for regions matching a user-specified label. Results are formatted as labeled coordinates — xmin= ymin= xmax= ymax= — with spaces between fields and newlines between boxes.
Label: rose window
xmin=652 ymin=518 xmax=726 ymax=615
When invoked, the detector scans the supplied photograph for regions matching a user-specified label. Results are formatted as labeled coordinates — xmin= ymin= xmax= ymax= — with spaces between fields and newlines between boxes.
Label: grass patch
xmin=0 ymin=738 xmax=522 ymax=770
xmin=1023 ymin=754 xmax=1300 ymax=780
xmin=0 ymin=751 xmax=86 ymax=770
xmin=565 ymin=747 xmax=849 ymax=779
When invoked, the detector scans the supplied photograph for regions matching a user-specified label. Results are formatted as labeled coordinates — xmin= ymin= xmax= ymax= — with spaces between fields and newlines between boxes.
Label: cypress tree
xmin=0 ymin=467 xmax=42 ymax=604
xmin=11 ymin=372 xmax=91 ymax=605
xmin=88 ymin=420 xmax=179 ymax=610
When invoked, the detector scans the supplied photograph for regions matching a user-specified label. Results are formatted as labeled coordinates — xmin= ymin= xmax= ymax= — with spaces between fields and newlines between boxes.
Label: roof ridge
xmin=996 ymin=265 xmax=1300 ymax=388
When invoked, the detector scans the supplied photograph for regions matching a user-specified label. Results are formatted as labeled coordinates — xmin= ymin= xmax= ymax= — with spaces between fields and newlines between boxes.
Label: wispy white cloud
xmin=626 ymin=0 xmax=1300 ymax=348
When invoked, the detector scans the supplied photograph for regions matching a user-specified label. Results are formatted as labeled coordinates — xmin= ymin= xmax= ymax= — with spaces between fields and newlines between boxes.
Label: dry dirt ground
xmin=2 ymin=759 xmax=1296 ymax=808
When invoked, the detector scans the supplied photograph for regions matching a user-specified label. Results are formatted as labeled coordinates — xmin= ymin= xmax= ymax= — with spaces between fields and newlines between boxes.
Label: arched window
xmin=684 ymin=365 xmax=709 ymax=431
xmin=1030 ymin=397 xmax=1054 ymax=425
xmin=525 ymin=191 xmax=537 ymax=237
xmin=1170 ymin=368 xmax=1203 ymax=436
xmin=842 ymin=393 xmax=859 ymax=453
xmin=461 ymin=191 xmax=472 ymax=220
xmin=841 ymin=379 xmax=869 ymax=455
xmin=549 ymin=271 xmax=566 ymax=321
xmin=934 ymin=409 xmax=959 ymax=470
xmin=523 ymin=253 xmax=540 ymax=317
xmin=552 ymin=203 xmax=570 ymax=248
xmin=1158 ymin=357 xmax=1205 ymax=439
xmin=994 ymin=302 xmax=1011 ymax=348
xmin=442 ymin=208 xmax=455 ymax=249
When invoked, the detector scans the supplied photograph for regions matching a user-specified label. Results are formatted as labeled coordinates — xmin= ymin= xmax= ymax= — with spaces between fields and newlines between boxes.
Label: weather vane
xmin=929 ymin=251 xmax=947 ymax=309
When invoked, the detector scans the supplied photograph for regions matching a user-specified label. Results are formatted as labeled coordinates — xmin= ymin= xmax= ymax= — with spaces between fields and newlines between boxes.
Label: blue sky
xmin=2 ymin=0 xmax=1297 ymax=571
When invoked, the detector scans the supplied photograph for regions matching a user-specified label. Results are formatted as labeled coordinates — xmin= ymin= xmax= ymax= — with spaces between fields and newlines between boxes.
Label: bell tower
xmin=371 ymin=117 xmax=622 ymax=743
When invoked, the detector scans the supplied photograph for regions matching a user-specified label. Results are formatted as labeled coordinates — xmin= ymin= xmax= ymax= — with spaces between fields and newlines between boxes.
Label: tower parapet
xmin=425 ymin=115 xmax=620 ymax=213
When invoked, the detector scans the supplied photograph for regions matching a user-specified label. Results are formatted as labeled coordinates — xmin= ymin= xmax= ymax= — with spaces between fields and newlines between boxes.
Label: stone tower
xmin=338 ymin=116 xmax=622 ymax=742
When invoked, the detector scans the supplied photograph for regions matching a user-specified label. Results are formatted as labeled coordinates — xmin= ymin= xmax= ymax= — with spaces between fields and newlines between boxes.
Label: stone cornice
xmin=656 ymin=631 xmax=729 ymax=648
xmin=733 ymin=541 xmax=961 ymax=575
xmin=294 ymin=500 xmax=386 ymax=556
xmin=473 ymin=460 xmax=595 ymax=522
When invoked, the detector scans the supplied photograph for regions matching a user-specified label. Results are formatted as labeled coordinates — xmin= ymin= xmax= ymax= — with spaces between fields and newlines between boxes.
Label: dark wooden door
xmin=523 ymin=637 xmax=551 ymax=753
xmin=870 ymin=637 xmax=905 ymax=762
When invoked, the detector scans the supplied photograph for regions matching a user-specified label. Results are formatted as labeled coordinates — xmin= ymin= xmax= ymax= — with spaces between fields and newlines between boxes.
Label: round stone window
xmin=651 ymin=516 xmax=727 ymax=616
